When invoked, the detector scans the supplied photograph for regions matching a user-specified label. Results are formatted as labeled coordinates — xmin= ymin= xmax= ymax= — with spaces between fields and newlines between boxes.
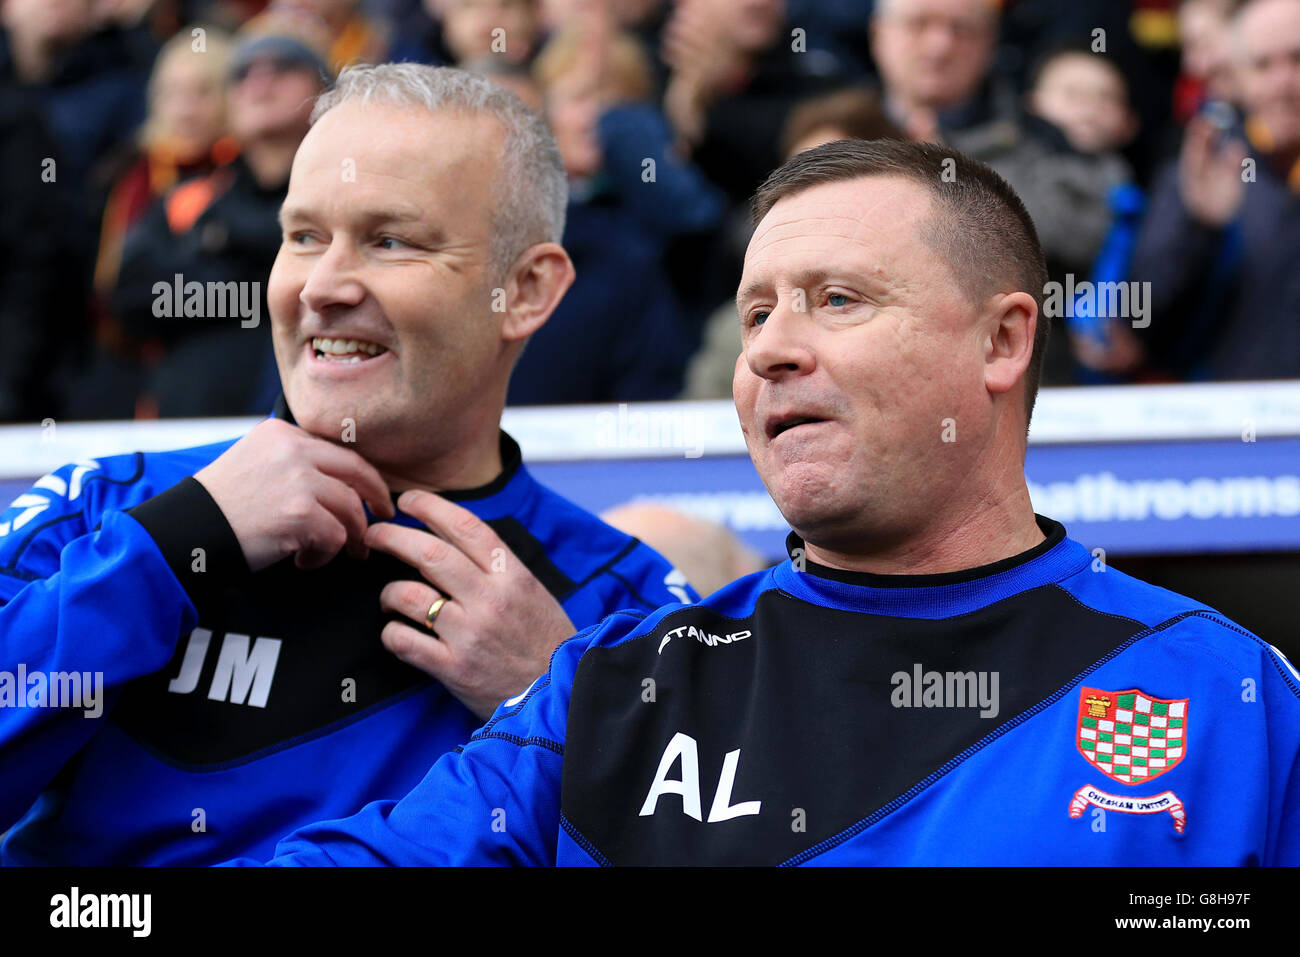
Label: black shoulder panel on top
xmin=109 ymin=549 xmax=434 ymax=767
xmin=109 ymin=516 xmax=570 ymax=767
xmin=487 ymin=516 xmax=575 ymax=601
xmin=127 ymin=476 xmax=250 ymax=617
xmin=561 ymin=583 xmax=1145 ymax=865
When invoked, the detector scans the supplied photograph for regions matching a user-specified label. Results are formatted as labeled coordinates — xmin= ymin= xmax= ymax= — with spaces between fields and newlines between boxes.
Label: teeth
xmin=312 ymin=337 xmax=386 ymax=357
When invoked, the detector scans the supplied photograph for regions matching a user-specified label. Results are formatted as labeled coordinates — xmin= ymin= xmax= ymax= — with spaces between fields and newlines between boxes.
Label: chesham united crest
xmin=1075 ymin=687 xmax=1188 ymax=785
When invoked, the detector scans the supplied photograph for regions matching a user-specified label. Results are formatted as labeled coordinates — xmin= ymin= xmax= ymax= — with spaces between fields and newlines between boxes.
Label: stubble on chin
xmin=771 ymin=450 xmax=875 ymax=535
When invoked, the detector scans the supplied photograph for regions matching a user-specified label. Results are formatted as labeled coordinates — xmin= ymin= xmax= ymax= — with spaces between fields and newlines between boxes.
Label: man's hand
xmin=1071 ymin=323 xmax=1146 ymax=374
xmin=1179 ymin=117 xmax=1249 ymax=227
xmin=367 ymin=490 xmax=577 ymax=721
xmin=661 ymin=0 xmax=745 ymax=148
xmin=194 ymin=418 xmax=395 ymax=572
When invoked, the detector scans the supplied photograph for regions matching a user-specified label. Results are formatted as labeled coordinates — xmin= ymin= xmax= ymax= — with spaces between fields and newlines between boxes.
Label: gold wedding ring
xmin=425 ymin=596 xmax=448 ymax=631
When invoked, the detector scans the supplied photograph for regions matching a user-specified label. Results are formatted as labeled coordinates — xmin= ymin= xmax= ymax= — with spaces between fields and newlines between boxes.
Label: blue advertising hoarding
xmin=2 ymin=383 xmax=1297 ymax=559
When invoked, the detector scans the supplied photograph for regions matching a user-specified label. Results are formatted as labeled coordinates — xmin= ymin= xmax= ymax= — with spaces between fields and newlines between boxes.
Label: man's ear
xmin=499 ymin=242 xmax=575 ymax=343
xmin=983 ymin=291 xmax=1037 ymax=397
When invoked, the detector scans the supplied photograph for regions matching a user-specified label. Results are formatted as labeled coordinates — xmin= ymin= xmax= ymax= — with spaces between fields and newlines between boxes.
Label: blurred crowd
xmin=0 ymin=0 xmax=1296 ymax=422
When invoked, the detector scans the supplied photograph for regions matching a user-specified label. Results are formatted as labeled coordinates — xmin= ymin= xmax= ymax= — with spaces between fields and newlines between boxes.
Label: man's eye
xmin=288 ymin=231 xmax=315 ymax=245
xmin=750 ymin=311 xmax=770 ymax=327
xmin=827 ymin=293 xmax=849 ymax=307
xmin=378 ymin=236 xmax=407 ymax=250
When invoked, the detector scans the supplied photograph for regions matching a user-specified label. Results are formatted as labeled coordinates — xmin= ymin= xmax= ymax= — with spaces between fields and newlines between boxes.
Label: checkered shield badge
xmin=1076 ymin=687 xmax=1188 ymax=785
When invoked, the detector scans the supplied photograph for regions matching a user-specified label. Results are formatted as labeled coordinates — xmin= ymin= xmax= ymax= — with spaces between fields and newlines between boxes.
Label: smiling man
xmin=241 ymin=139 xmax=1299 ymax=866
xmin=0 ymin=64 xmax=695 ymax=865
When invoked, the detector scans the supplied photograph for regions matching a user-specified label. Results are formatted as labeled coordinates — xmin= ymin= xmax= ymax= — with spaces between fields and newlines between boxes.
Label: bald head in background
xmin=1234 ymin=0 xmax=1300 ymax=155
xmin=602 ymin=504 xmax=767 ymax=598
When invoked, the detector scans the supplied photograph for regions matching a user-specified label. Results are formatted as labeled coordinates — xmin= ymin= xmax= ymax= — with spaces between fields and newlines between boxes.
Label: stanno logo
xmin=657 ymin=624 xmax=752 ymax=655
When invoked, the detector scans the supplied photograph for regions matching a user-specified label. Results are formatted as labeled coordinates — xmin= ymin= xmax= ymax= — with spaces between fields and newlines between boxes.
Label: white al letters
xmin=639 ymin=731 xmax=762 ymax=822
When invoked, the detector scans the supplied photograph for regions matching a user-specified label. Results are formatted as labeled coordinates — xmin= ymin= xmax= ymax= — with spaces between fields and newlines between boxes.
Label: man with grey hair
xmin=0 ymin=63 xmax=695 ymax=866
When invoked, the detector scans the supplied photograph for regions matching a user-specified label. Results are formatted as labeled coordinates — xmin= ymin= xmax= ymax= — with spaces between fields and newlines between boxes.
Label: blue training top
xmin=0 ymin=420 xmax=695 ymax=865
xmin=242 ymin=516 xmax=1299 ymax=865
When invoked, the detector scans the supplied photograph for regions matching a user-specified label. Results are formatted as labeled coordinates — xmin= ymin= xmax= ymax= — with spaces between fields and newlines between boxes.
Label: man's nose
xmin=919 ymin=20 xmax=959 ymax=57
xmin=298 ymin=238 xmax=366 ymax=313
xmin=744 ymin=298 xmax=816 ymax=381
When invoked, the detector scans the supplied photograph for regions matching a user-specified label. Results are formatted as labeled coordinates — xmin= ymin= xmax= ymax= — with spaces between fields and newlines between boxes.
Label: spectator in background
xmin=996 ymin=0 xmax=1169 ymax=183
xmin=551 ymin=0 xmax=672 ymax=96
xmin=462 ymin=54 xmax=542 ymax=109
xmin=1131 ymin=0 xmax=1300 ymax=381
xmin=662 ymin=0 xmax=839 ymax=205
xmin=684 ymin=86 xmax=902 ymax=400
xmin=869 ymin=0 xmax=1001 ymax=143
xmin=0 ymin=0 xmax=152 ymax=195
xmin=602 ymin=502 xmax=767 ymax=597
xmin=780 ymin=85 xmax=904 ymax=156
xmin=1174 ymin=0 xmax=1243 ymax=123
xmin=0 ymin=0 xmax=153 ymax=420
xmin=278 ymin=0 xmax=389 ymax=69
xmin=534 ymin=16 xmax=725 ymax=252
xmin=442 ymin=0 xmax=541 ymax=63
xmin=869 ymin=0 xmax=1136 ymax=383
xmin=783 ymin=0 xmax=877 ymax=82
xmin=542 ymin=0 xmax=665 ymax=35
xmin=390 ymin=0 xmax=543 ymax=68
xmin=1029 ymin=45 xmax=1140 ymax=160
xmin=68 ymin=13 xmax=333 ymax=419
xmin=0 ymin=62 xmax=69 ymax=421
xmin=1024 ymin=43 xmax=1145 ymax=380
xmin=94 ymin=27 xmax=238 ymax=341
xmin=508 ymin=17 xmax=714 ymax=405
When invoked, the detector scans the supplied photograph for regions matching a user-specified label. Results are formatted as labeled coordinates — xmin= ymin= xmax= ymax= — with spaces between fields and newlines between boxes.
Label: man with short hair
xmin=0 ymin=63 xmax=694 ymax=866
xmin=244 ymin=140 xmax=1299 ymax=866
xmin=870 ymin=0 xmax=1002 ymax=142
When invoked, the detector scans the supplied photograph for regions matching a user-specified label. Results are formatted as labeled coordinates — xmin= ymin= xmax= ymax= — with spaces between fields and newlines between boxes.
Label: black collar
xmin=270 ymin=393 xmax=523 ymax=502
xmin=785 ymin=515 xmax=1066 ymax=589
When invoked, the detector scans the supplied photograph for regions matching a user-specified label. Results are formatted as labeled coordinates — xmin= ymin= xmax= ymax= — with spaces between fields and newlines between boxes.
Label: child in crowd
xmin=1025 ymin=44 xmax=1146 ymax=379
